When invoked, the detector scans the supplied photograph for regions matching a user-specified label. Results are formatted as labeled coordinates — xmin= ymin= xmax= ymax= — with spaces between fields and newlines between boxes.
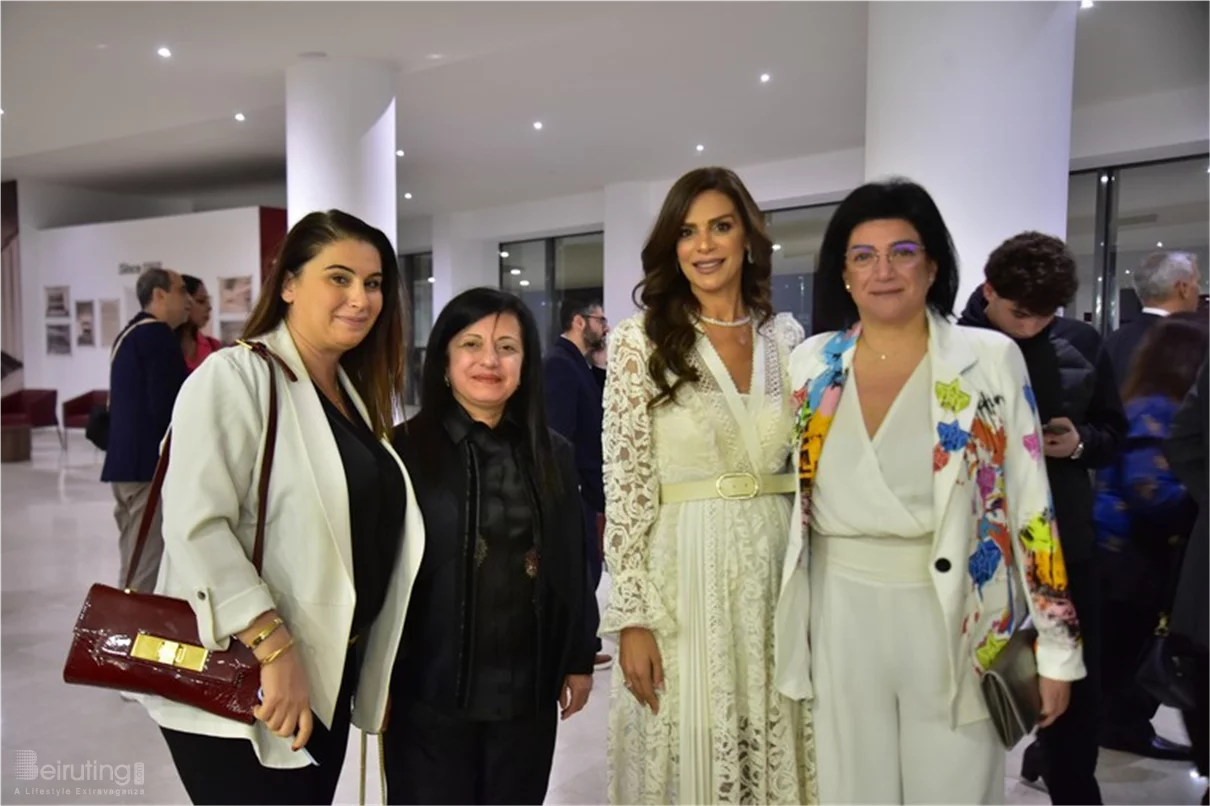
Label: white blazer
xmin=140 ymin=322 xmax=425 ymax=768
xmin=773 ymin=311 xmax=1086 ymax=728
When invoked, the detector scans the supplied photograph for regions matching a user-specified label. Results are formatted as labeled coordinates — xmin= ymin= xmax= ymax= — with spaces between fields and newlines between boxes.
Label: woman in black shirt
xmin=386 ymin=287 xmax=597 ymax=805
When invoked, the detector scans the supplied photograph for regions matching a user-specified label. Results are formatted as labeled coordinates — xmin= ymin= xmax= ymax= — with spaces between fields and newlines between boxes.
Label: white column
xmin=865 ymin=1 xmax=1078 ymax=305
xmin=430 ymin=213 xmax=498 ymax=316
xmin=603 ymin=181 xmax=660 ymax=322
xmin=286 ymin=58 xmax=398 ymax=246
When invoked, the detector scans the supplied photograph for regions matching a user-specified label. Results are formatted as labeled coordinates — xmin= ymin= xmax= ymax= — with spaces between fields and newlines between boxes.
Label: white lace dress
xmin=600 ymin=312 xmax=818 ymax=805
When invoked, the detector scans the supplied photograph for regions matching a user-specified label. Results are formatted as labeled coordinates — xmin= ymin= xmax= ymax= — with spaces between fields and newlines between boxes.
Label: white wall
xmin=1070 ymin=85 xmax=1210 ymax=169
xmin=23 ymin=207 xmax=262 ymax=405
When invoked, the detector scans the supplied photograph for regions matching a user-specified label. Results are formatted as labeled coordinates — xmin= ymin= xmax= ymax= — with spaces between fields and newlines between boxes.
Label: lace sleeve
xmin=599 ymin=317 xmax=673 ymax=637
xmin=773 ymin=312 xmax=806 ymax=353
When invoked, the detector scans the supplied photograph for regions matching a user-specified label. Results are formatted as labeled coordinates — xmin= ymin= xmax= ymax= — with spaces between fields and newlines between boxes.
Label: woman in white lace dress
xmin=601 ymin=167 xmax=817 ymax=805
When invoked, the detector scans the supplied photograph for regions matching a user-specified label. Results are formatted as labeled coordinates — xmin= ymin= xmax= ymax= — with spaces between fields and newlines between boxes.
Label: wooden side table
xmin=1 ymin=424 xmax=32 ymax=462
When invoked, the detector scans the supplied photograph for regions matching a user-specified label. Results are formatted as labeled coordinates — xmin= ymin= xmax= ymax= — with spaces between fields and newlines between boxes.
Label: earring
xmin=443 ymin=373 xmax=450 ymax=387
xmin=845 ymin=283 xmax=852 ymax=292
xmin=746 ymin=247 xmax=754 ymax=264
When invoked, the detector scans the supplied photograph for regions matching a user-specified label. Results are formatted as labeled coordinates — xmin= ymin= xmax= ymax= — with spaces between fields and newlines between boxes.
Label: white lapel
xmin=926 ymin=313 xmax=980 ymax=530
xmin=259 ymin=324 xmax=354 ymax=585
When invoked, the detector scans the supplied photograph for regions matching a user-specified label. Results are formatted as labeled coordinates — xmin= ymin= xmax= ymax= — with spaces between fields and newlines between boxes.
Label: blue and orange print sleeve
xmin=1000 ymin=341 xmax=1086 ymax=682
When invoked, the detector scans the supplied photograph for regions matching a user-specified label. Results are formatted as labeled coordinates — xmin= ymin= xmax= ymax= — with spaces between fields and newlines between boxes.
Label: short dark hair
xmin=136 ymin=268 xmax=173 ymax=308
xmin=421 ymin=287 xmax=562 ymax=501
xmin=182 ymin=274 xmax=205 ymax=297
xmin=983 ymin=231 xmax=1078 ymax=316
xmin=812 ymin=179 xmax=960 ymax=334
xmin=558 ymin=295 xmax=601 ymax=333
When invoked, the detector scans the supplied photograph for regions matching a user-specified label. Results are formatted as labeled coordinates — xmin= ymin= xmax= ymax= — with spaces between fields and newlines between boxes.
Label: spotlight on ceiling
xmin=157 ymin=46 xmax=172 ymax=58
xmin=533 ymin=121 xmax=543 ymax=130
xmin=395 ymin=149 xmax=405 ymax=157
xmin=403 ymin=192 xmax=413 ymax=200
xmin=772 ymin=243 xmax=782 ymax=252
xmin=427 ymin=276 xmax=435 ymax=284
xmin=510 ymin=268 xmax=522 ymax=276
xmin=500 ymin=251 xmax=510 ymax=259
xmin=1080 ymin=0 xmax=1093 ymax=8
xmin=234 ymin=113 xmax=246 ymax=122
xmin=696 ymin=144 xmax=705 ymax=153
xmin=760 ymin=73 xmax=771 ymax=83
xmin=519 ymin=279 xmax=531 ymax=287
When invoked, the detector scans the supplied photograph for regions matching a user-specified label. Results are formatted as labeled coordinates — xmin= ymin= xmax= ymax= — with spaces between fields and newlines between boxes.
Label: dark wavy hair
xmin=636 ymin=167 xmax=773 ymax=406
xmin=1122 ymin=312 xmax=1209 ymax=403
xmin=176 ymin=274 xmax=207 ymax=342
xmin=984 ymin=231 xmax=1078 ymax=316
xmin=812 ymin=179 xmax=960 ymax=334
xmin=419 ymin=287 xmax=562 ymax=500
xmin=243 ymin=210 xmax=406 ymax=438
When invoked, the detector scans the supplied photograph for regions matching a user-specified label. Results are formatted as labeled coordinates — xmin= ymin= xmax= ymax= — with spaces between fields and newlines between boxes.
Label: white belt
xmin=660 ymin=472 xmax=797 ymax=505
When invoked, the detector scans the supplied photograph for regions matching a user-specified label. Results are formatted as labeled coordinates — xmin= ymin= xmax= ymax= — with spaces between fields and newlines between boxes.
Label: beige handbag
xmin=980 ymin=622 xmax=1041 ymax=749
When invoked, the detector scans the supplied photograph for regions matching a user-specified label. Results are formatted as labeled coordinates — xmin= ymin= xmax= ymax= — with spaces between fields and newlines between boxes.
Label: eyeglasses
xmin=584 ymin=314 xmax=608 ymax=327
xmin=846 ymin=242 xmax=926 ymax=271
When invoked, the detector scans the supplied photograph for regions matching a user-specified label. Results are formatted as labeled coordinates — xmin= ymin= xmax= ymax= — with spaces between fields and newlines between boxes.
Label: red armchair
xmin=63 ymin=390 xmax=107 ymax=431
xmin=1 ymin=389 xmax=64 ymax=449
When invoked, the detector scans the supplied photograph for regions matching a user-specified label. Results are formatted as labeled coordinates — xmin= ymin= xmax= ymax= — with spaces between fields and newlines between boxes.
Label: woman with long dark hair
xmin=385 ymin=287 xmax=595 ymax=804
xmin=176 ymin=275 xmax=221 ymax=371
xmin=602 ymin=167 xmax=815 ymax=804
xmin=776 ymin=180 xmax=1084 ymax=803
xmin=1096 ymin=313 xmax=1208 ymax=769
xmin=144 ymin=209 xmax=423 ymax=805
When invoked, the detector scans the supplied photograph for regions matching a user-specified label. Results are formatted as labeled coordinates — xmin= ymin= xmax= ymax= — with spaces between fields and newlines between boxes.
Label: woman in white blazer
xmin=773 ymin=180 xmax=1086 ymax=804
xmin=141 ymin=210 xmax=424 ymax=805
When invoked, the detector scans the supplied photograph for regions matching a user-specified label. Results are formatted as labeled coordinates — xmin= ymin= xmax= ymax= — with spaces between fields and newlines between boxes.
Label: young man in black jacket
xmin=959 ymin=232 xmax=1126 ymax=805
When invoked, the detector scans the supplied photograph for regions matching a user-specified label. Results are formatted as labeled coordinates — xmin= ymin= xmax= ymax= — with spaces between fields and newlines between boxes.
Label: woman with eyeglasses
xmin=774 ymin=180 xmax=1085 ymax=803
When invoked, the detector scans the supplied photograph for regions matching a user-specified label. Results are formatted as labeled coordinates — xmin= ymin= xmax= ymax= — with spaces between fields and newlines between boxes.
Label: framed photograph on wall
xmin=218 ymin=276 xmax=253 ymax=316
xmin=75 ymin=301 xmax=96 ymax=347
xmin=219 ymin=320 xmax=246 ymax=345
xmin=99 ymin=299 xmax=121 ymax=348
xmin=45 ymin=286 xmax=70 ymax=318
xmin=46 ymin=323 xmax=71 ymax=356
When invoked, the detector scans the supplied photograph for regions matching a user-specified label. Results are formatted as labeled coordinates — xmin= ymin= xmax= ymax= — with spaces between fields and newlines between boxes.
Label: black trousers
xmin=1025 ymin=557 xmax=1104 ymax=805
xmin=1183 ymin=653 xmax=1209 ymax=779
xmin=160 ymin=651 xmax=358 ymax=805
xmin=382 ymin=699 xmax=557 ymax=805
xmin=1101 ymin=598 xmax=1162 ymax=744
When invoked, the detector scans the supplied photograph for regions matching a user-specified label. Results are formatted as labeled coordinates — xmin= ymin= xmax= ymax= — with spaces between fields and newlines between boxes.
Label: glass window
xmin=1109 ymin=157 xmax=1210 ymax=330
xmin=500 ymin=233 xmax=604 ymax=352
xmin=554 ymin=232 xmax=604 ymax=341
xmin=1065 ymin=171 xmax=1101 ymax=327
xmin=765 ymin=204 xmax=839 ymax=334
xmin=400 ymin=252 xmax=432 ymax=408
xmin=500 ymin=239 xmax=550 ymax=347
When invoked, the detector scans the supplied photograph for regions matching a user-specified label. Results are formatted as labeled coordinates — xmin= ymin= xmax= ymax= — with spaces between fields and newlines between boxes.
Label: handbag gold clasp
xmin=130 ymin=633 xmax=209 ymax=672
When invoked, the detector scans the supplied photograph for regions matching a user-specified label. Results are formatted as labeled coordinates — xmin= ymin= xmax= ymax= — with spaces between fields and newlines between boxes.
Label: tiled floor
xmin=2 ymin=431 xmax=1204 ymax=804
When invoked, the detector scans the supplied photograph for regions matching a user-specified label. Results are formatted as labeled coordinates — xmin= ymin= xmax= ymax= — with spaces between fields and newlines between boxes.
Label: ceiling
xmin=2 ymin=2 xmax=1207 ymax=217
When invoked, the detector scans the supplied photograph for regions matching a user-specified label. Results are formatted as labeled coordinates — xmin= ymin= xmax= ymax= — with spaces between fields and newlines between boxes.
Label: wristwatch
xmin=1070 ymin=440 xmax=1086 ymax=461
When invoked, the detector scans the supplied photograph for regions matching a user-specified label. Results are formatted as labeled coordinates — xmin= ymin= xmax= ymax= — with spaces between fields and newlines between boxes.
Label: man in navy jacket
xmin=1103 ymin=251 xmax=1201 ymax=385
xmin=544 ymin=296 xmax=609 ymax=665
xmin=101 ymin=268 xmax=191 ymax=592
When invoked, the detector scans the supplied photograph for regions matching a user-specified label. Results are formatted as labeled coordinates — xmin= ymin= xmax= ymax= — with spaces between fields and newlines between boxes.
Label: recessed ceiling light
xmin=519 ymin=279 xmax=531 ymax=287
xmin=760 ymin=73 xmax=771 ymax=83
xmin=1100 ymin=175 xmax=1109 ymax=184
xmin=1080 ymin=0 xmax=1093 ymax=8
xmin=234 ymin=113 xmax=246 ymax=122
xmin=510 ymin=268 xmax=522 ymax=276
xmin=427 ymin=276 xmax=435 ymax=284
xmin=533 ymin=121 xmax=543 ymax=130
xmin=157 ymin=46 xmax=172 ymax=58
xmin=403 ymin=192 xmax=413 ymax=200
xmin=395 ymin=149 xmax=405 ymax=158
xmin=1125 ymin=270 xmax=1132 ymax=275
xmin=1 ymin=109 xmax=4 ymax=116
xmin=696 ymin=144 xmax=705 ymax=152
xmin=500 ymin=251 xmax=510 ymax=259
xmin=772 ymin=243 xmax=782 ymax=251
xmin=1157 ymin=241 xmax=1164 ymax=248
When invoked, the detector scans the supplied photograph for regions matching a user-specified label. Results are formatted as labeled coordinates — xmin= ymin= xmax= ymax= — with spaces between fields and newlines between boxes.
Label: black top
xmin=448 ymin=406 xmax=540 ymax=720
xmin=316 ymin=386 xmax=406 ymax=635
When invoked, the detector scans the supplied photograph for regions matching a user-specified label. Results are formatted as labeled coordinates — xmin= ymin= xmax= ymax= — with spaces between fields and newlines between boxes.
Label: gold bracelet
xmin=259 ymin=639 xmax=296 ymax=667
xmin=246 ymin=617 xmax=284 ymax=651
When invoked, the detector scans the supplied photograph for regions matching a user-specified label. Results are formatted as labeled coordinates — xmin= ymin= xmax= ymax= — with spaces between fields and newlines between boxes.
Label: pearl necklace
xmin=698 ymin=313 xmax=752 ymax=328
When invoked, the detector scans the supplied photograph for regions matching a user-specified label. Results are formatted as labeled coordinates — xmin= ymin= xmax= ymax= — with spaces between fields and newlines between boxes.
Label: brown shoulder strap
xmin=123 ymin=341 xmax=296 ymax=590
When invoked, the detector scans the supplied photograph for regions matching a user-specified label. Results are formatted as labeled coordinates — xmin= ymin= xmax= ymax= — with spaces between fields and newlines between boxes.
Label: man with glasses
xmin=544 ymin=296 xmax=611 ymax=667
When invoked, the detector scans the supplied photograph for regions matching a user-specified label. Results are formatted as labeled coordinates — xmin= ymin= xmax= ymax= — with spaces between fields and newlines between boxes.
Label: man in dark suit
xmin=544 ymin=295 xmax=610 ymax=666
xmin=101 ymin=268 xmax=191 ymax=592
xmin=1104 ymin=251 xmax=1201 ymax=385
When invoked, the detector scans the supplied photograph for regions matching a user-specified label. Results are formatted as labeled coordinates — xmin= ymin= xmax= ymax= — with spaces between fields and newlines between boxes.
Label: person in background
xmin=1164 ymin=356 xmax=1210 ymax=802
xmin=143 ymin=210 xmax=421 ymax=804
xmin=780 ymin=181 xmax=1083 ymax=804
xmin=958 ymin=231 xmax=1126 ymax=804
xmin=604 ymin=167 xmax=814 ymax=804
xmin=1095 ymin=314 xmax=1207 ymax=769
xmin=177 ymin=274 xmax=222 ymax=372
xmin=1103 ymin=251 xmax=1201 ymax=386
xmin=544 ymin=294 xmax=611 ymax=667
xmin=385 ymin=288 xmax=594 ymax=805
xmin=101 ymin=267 xmax=190 ymax=593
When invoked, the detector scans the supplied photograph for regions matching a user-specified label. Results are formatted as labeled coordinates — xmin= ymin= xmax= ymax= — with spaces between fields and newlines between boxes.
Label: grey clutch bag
xmin=980 ymin=623 xmax=1041 ymax=749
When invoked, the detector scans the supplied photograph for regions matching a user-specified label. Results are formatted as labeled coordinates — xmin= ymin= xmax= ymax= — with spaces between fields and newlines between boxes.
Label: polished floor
xmin=2 ymin=431 xmax=1204 ymax=804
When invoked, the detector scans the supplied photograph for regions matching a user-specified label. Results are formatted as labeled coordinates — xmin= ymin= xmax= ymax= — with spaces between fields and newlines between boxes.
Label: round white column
xmin=864 ymin=1 xmax=1079 ymax=304
xmin=286 ymin=58 xmax=398 ymax=245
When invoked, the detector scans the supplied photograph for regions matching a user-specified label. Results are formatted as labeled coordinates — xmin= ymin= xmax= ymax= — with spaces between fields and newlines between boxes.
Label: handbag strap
xmin=106 ymin=318 xmax=163 ymax=412
xmin=123 ymin=340 xmax=297 ymax=590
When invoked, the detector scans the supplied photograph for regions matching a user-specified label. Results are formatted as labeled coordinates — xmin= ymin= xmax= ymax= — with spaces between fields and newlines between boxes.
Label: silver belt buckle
xmin=715 ymin=472 xmax=759 ymax=500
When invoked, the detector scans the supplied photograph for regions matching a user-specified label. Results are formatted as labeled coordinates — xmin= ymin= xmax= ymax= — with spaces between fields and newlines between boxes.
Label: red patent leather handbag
xmin=62 ymin=341 xmax=296 ymax=723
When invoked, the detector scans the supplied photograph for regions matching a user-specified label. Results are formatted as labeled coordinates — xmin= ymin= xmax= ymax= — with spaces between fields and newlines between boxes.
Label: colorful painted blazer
xmin=773 ymin=311 xmax=1086 ymax=727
